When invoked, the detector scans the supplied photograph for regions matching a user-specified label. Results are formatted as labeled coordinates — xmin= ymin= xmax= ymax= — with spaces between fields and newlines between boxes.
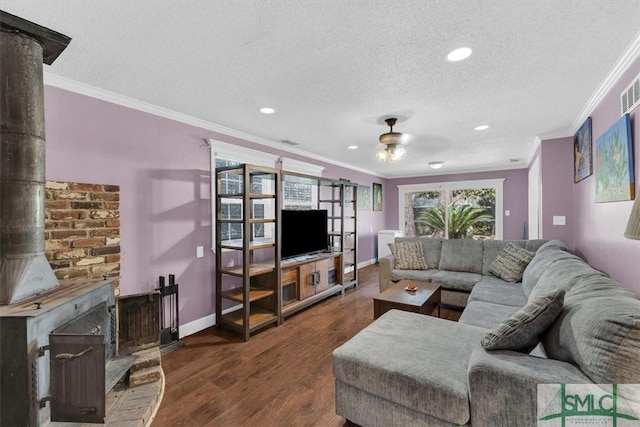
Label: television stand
xmin=280 ymin=252 xmax=344 ymax=318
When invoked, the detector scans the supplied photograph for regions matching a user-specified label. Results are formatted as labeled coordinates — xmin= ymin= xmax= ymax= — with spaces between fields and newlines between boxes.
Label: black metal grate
xmin=117 ymin=292 xmax=160 ymax=355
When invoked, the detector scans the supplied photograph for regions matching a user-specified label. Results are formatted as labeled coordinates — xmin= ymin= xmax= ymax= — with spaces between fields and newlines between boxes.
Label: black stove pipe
xmin=0 ymin=11 xmax=71 ymax=304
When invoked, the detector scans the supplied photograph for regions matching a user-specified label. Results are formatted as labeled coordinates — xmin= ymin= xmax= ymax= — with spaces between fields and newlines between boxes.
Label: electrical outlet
xmin=196 ymin=246 xmax=204 ymax=258
xmin=552 ymin=216 xmax=566 ymax=226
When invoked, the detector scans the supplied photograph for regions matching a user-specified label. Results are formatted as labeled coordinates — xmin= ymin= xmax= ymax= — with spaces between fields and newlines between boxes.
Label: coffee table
xmin=373 ymin=280 xmax=441 ymax=319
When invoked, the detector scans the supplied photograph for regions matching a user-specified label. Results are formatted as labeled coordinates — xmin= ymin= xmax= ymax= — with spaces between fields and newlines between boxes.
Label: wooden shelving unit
xmin=215 ymin=164 xmax=281 ymax=341
xmin=319 ymin=180 xmax=358 ymax=290
xmin=215 ymin=165 xmax=358 ymax=340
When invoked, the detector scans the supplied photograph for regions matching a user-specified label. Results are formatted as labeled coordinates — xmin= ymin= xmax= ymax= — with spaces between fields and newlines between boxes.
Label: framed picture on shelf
xmin=373 ymin=183 xmax=383 ymax=211
xmin=357 ymin=185 xmax=371 ymax=210
xmin=595 ymin=114 xmax=635 ymax=203
xmin=574 ymin=117 xmax=592 ymax=183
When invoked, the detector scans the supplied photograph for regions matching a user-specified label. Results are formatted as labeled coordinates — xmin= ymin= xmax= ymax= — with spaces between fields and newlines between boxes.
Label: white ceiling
xmin=3 ymin=1 xmax=640 ymax=178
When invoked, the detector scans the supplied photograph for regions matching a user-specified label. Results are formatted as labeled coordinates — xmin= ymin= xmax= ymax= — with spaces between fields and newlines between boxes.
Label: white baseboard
xmin=179 ymin=304 xmax=242 ymax=338
xmin=179 ymin=313 xmax=216 ymax=339
xmin=180 ymin=260 xmax=376 ymax=338
xmin=358 ymin=258 xmax=377 ymax=269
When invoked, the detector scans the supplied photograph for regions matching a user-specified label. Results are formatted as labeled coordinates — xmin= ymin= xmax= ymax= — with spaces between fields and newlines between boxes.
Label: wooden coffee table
xmin=373 ymin=280 xmax=441 ymax=319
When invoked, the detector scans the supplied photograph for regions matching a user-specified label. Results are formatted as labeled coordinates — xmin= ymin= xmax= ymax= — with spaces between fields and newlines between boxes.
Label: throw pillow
xmin=481 ymin=289 xmax=565 ymax=352
xmin=489 ymin=242 xmax=535 ymax=282
xmin=388 ymin=241 xmax=429 ymax=270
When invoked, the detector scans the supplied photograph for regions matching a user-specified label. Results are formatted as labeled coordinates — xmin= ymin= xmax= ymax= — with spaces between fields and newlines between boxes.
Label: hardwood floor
xmin=153 ymin=264 xmax=461 ymax=426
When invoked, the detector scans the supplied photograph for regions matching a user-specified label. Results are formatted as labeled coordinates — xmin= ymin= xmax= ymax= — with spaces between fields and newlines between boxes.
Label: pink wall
xmin=540 ymin=136 xmax=574 ymax=247
xmin=43 ymin=86 xmax=384 ymax=325
xmin=571 ymin=56 xmax=640 ymax=293
xmin=384 ymin=169 xmax=530 ymax=240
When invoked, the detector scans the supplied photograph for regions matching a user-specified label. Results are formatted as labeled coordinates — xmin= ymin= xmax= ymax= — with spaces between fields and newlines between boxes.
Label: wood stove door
xmin=49 ymin=334 xmax=105 ymax=423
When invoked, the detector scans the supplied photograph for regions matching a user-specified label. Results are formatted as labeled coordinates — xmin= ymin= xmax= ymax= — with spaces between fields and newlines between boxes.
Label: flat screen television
xmin=281 ymin=209 xmax=329 ymax=259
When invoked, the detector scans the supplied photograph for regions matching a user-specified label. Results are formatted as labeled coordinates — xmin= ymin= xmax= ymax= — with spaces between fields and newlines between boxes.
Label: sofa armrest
xmin=468 ymin=348 xmax=591 ymax=427
xmin=378 ymin=255 xmax=395 ymax=292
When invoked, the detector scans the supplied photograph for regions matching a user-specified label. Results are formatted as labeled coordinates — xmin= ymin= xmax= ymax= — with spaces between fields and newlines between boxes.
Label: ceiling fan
xmin=376 ymin=117 xmax=407 ymax=162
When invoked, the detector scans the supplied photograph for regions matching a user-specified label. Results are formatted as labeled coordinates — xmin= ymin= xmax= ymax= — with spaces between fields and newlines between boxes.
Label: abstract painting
xmin=373 ymin=183 xmax=383 ymax=211
xmin=573 ymin=117 xmax=592 ymax=183
xmin=357 ymin=185 xmax=371 ymax=210
xmin=595 ymin=114 xmax=635 ymax=203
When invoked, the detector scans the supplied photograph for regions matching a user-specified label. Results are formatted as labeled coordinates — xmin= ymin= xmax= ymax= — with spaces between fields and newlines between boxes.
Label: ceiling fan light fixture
xmin=390 ymin=145 xmax=406 ymax=162
xmin=377 ymin=117 xmax=408 ymax=162
xmin=429 ymin=161 xmax=444 ymax=169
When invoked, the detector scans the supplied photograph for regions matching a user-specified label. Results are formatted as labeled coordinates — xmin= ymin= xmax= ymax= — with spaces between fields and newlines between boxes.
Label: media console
xmin=280 ymin=252 xmax=344 ymax=317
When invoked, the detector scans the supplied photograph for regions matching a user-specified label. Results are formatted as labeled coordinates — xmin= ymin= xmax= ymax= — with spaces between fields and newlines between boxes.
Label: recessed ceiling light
xmin=474 ymin=125 xmax=490 ymax=131
xmin=446 ymin=47 xmax=472 ymax=62
xmin=348 ymin=145 xmax=358 ymax=150
xmin=259 ymin=107 xmax=275 ymax=114
xmin=428 ymin=161 xmax=444 ymax=169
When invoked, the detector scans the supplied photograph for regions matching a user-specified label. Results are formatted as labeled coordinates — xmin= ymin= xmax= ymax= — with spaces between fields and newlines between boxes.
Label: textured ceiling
xmin=3 ymin=1 xmax=640 ymax=177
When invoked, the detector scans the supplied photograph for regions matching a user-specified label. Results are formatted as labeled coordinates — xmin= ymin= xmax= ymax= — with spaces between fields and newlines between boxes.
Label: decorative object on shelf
xmin=357 ymin=185 xmax=371 ymax=210
xmin=574 ymin=117 xmax=593 ymax=183
xmin=376 ymin=117 xmax=407 ymax=162
xmin=428 ymin=161 xmax=444 ymax=170
xmin=624 ymin=190 xmax=640 ymax=239
xmin=595 ymin=114 xmax=635 ymax=203
xmin=373 ymin=183 xmax=383 ymax=211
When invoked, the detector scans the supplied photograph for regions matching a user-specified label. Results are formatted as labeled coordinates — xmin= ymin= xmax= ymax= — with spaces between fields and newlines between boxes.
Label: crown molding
xmin=381 ymin=162 xmax=527 ymax=179
xmin=43 ymin=72 xmax=384 ymax=178
xmin=570 ymin=30 xmax=640 ymax=134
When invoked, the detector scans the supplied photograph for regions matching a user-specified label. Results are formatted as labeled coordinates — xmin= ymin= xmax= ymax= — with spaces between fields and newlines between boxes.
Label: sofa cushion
xmin=528 ymin=255 xmax=603 ymax=302
xmin=388 ymin=241 xmax=429 ymax=270
xmin=395 ymin=237 xmax=443 ymax=269
xmin=481 ymin=289 xmax=565 ymax=352
xmin=332 ymin=310 xmax=487 ymax=425
xmin=489 ymin=243 xmax=535 ymax=282
xmin=468 ymin=276 xmax=527 ymax=307
xmin=390 ymin=268 xmax=438 ymax=283
xmin=431 ymin=270 xmax=482 ymax=292
xmin=565 ymin=273 xmax=638 ymax=303
xmin=438 ymin=239 xmax=484 ymax=274
xmin=481 ymin=239 xmax=547 ymax=275
xmin=521 ymin=248 xmax=576 ymax=299
xmin=536 ymin=238 xmax=570 ymax=253
xmin=543 ymin=294 xmax=640 ymax=384
xmin=459 ymin=301 xmax=520 ymax=329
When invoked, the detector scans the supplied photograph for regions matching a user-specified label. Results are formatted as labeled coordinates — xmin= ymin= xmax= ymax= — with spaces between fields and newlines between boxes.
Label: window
xmin=216 ymin=158 xmax=272 ymax=243
xmin=217 ymin=159 xmax=243 ymax=242
xmin=282 ymin=175 xmax=317 ymax=210
xmin=207 ymin=139 xmax=327 ymax=249
xmin=398 ymin=179 xmax=504 ymax=240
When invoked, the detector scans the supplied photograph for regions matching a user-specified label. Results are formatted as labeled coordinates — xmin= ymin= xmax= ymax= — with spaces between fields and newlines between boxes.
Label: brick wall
xmin=44 ymin=181 xmax=120 ymax=286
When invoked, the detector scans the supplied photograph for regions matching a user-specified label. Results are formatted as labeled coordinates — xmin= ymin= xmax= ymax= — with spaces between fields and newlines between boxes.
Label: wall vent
xmin=280 ymin=139 xmax=300 ymax=146
xmin=621 ymin=72 xmax=640 ymax=115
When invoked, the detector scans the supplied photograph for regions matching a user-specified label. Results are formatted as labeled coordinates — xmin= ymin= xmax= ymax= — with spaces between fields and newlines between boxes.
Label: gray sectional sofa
xmin=379 ymin=237 xmax=548 ymax=309
xmin=333 ymin=239 xmax=640 ymax=426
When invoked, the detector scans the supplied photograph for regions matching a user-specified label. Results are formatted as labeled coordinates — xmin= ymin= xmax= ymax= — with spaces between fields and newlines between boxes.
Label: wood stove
xmin=0 ymin=11 xmax=118 ymax=426
xmin=0 ymin=278 xmax=115 ymax=425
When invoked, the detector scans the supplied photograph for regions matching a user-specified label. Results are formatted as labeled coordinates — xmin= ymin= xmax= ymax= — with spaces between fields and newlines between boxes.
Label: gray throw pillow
xmin=481 ymin=289 xmax=565 ymax=352
xmin=489 ymin=242 xmax=535 ymax=282
xmin=388 ymin=241 xmax=429 ymax=270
